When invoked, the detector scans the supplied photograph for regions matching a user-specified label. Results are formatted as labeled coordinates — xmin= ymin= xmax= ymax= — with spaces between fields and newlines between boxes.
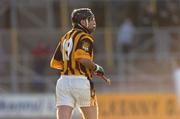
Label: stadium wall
xmin=0 ymin=93 xmax=180 ymax=119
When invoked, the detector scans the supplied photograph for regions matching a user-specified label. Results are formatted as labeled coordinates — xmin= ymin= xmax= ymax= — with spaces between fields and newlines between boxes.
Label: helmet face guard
xmin=71 ymin=8 xmax=95 ymax=25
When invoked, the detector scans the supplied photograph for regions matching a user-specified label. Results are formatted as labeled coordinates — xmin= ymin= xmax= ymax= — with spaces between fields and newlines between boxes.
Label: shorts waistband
xmin=60 ymin=75 xmax=87 ymax=79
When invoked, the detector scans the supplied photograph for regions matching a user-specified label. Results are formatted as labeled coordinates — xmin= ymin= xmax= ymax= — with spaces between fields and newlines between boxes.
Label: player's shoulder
xmin=82 ymin=35 xmax=93 ymax=43
xmin=80 ymin=32 xmax=93 ymax=42
xmin=73 ymin=28 xmax=92 ymax=37
xmin=71 ymin=29 xmax=93 ymax=42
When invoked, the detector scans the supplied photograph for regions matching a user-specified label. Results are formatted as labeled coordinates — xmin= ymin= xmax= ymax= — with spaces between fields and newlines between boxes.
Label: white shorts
xmin=56 ymin=75 xmax=96 ymax=108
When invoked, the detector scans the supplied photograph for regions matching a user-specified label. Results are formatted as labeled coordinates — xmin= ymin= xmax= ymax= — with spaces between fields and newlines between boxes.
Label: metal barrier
xmin=0 ymin=28 xmax=180 ymax=93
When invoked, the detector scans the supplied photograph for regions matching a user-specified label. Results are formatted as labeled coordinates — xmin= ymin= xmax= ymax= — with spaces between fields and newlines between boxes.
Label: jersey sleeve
xmin=74 ymin=37 xmax=93 ymax=61
xmin=50 ymin=41 xmax=63 ymax=70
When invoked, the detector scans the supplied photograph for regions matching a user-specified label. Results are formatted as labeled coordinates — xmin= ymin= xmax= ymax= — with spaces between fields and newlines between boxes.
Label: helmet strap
xmin=77 ymin=23 xmax=90 ymax=33
xmin=85 ymin=19 xmax=89 ymax=28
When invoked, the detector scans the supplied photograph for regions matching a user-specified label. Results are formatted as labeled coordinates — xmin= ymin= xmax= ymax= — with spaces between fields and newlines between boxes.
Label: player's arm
xmin=50 ymin=40 xmax=63 ymax=70
xmin=75 ymin=37 xmax=110 ymax=84
xmin=78 ymin=58 xmax=95 ymax=70
xmin=74 ymin=37 xmax=104 ymax=75
xmin=78 ymin=58 xmax=104 ymax=75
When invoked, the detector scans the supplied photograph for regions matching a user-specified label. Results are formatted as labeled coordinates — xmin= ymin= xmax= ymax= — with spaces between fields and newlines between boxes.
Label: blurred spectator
xmin=166 ymin=2 xmax=180 ymax=26
xmin=31 ymin=40 xmax=50 ymax=92
xmin=117 ymin=18 xmax=135 ymax=55
xmin=31 ymin=41 xmax=50 ymax=75
xmin=138 ymin=3 xmax=154 ymax=27
xmin=157 ymin=1 xmax=180 ymax=26
xmin=157 ymin=8 xmax=170 ymax=26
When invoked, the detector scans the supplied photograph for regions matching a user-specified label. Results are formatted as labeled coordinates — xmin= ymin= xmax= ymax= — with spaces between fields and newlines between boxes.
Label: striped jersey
xmin=50 ymin=27 xmax=94 ymax=80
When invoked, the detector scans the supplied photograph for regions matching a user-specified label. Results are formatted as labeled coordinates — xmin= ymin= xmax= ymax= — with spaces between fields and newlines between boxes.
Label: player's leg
xmin=56 ymin=76 xmax=75 ymax=119
xmin=72 ymin=77 xmax=98 ymax=119
xmin=80 ymin=105 xmax=98 ymax=119
xmin=56 ymin=105 xmax=73 ymax=119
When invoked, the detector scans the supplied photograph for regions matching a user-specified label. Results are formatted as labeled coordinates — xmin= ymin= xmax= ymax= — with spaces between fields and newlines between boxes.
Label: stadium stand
xmin=0 ymin=0 xmax=179 ymax=92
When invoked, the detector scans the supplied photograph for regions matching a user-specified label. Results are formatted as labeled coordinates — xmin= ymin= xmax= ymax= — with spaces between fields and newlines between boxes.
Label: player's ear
xmin=80 ymin=19 xmax=86 ymax=27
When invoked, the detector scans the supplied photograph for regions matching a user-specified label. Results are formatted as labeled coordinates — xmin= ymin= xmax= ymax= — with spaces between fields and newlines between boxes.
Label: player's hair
xmin=71 ymin=8 xmax=94 ymax=25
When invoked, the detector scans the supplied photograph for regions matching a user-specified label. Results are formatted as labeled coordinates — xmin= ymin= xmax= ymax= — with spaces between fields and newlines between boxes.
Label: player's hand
xmin=94 ymin=64 xmax=104 ymax=76
xmin=94 ymin=72 xmax=111 ymax=85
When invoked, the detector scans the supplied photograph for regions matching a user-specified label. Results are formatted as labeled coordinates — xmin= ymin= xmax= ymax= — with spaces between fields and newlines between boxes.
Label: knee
xmin=56 ymin=106 xmax=73 ymax=119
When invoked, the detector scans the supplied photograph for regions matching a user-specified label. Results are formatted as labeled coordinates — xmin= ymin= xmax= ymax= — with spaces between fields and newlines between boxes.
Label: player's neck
xmin=73 ymin=24 xmax=90 ymax=34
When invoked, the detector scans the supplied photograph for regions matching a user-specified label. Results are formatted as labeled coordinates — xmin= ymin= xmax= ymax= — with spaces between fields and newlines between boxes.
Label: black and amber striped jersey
xmin=50 ymin=26 xmax=94 ymax=80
